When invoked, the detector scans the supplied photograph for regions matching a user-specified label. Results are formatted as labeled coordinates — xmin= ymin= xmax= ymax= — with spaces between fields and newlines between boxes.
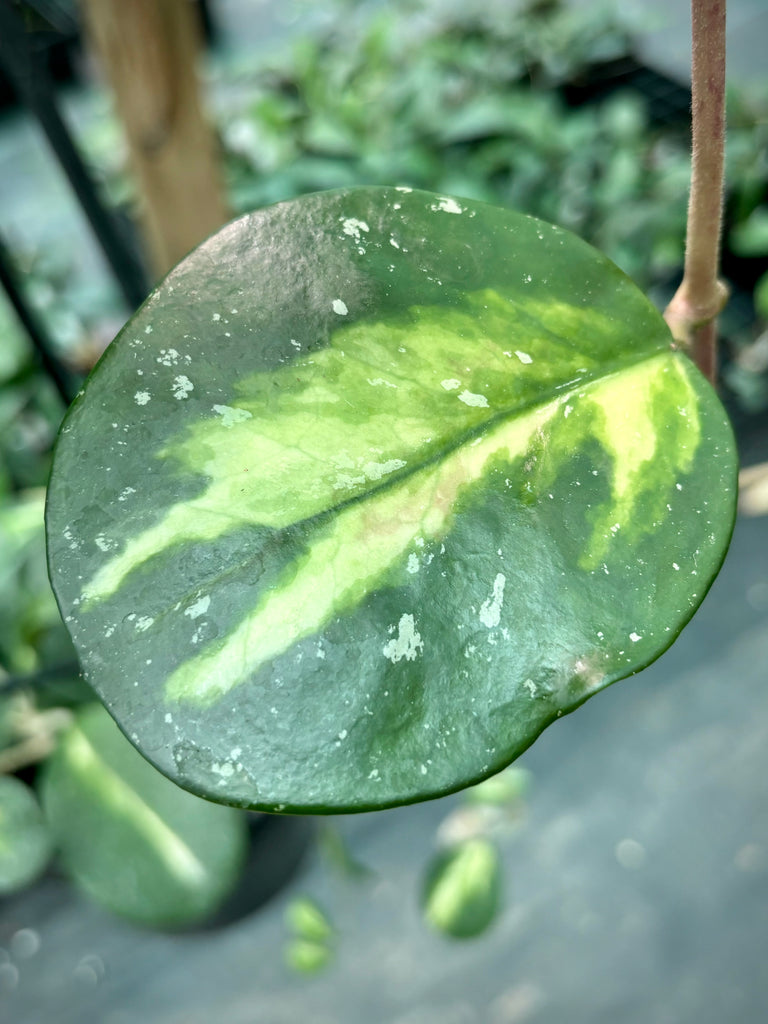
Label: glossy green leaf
xmin=46 ymin=187 xmax=737 ymax=813
xmin=422 ymin=838 xmax=501 ymax=939
xmin=0 ymin=776 xmax=53 ymax=893
xmin=40 ymin=704 xmax=247 ymax=927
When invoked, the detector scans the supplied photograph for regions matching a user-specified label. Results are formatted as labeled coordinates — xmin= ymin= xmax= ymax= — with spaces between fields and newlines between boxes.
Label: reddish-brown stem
xmin=663 ymin=0 xmax=728 ymax=384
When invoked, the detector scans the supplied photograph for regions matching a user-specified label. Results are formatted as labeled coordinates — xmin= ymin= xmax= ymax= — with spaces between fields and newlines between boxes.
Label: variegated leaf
xmin=46 ymin=187 xmax=737 ymax=812
xmin=40 ymin=704 xmax=247 ymax=926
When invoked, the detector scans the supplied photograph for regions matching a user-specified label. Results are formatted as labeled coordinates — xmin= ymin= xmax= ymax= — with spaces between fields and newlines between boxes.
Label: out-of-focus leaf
xmin=754 ymin=271 xmax=768 ymax=322
xmin=0 ymin=775 xmax=53 ymax=893
xmin=0 ymin=490 xmax=76 ymax=674
xmin=40 ymin=704 xmax=247 ymax=927
xmin=464 ymin=767 xmax=531 ymax=807
xmin=730 ymin=207 xmax=768 ymax=257
xmin=0 ymin=293 xmax=30 ymax=385
xmin=285 ymin=896 xmax=335 ymax=942
xmin=318 ymin=823 xmax=374 ymax=879
xmin=284 ymin=938 xmax=334 ymax=974
xmin=422 ymin=838 xmax=501 ymax=939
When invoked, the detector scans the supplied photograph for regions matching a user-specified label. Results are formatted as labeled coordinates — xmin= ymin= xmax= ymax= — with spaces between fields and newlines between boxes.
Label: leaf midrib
xmin=121 ymin=346 xmax=676 ymax=642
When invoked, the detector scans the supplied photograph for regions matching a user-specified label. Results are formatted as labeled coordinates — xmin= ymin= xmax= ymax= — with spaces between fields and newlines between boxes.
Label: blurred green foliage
xmin=284 ymin=896 xmax=336 ymax=972
xmin=0 ymin=775 xmax=52 ymax=893
xmin=214 ymin=0 xmax=688 ymax=288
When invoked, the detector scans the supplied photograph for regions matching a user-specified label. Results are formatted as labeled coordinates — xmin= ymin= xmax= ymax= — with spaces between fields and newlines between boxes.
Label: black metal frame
xmin=0 ymin=0 xmax=150 ymax=403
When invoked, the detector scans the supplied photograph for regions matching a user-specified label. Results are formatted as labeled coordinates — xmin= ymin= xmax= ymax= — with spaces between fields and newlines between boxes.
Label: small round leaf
xmin=422 ymin=838 xmax=502 ymax=939
xmin=285 ymin=896 xmax=335 ymax=943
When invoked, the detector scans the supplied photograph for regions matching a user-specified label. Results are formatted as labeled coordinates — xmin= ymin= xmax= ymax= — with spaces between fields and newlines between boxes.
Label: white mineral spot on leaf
xmin=523 ymin=679 xmax=537 ymax=697
xmin=212 ymin=404 xmax=253 ymax=428
xmin=362 ymin=459 xmax=406 ymax=481
xmin=629 ymin=632 xmax=642 ymax=642
xmin=383 ymin=613 xmax=424 ymax=663
xmin=185 ymin=595 xmax=210 ymax=619
xmin=367 ymin=377 xmax=398 ymax=389
xmin=337 ymin=730 xmax=348 ymax=741
xmin=118 ymin=486 xmax=136 ymax=502
xmin=104 ymin=624 xmax=115 ymax=638
xmin=334 ymin=472 xmax=365 ymax=490
xmin=431 ymin=196 xmax=464 ymax=214
xmin=172 ymin=375 xmax=194 ymax=400
xmin=94 ymin=534 xmax=115 ymax=552
xmin=514 ymin=350 xmax=533 ymax=364
xmin=332 ymin=299 xmax=348 ymax=315
xmin=407 ymin=553 xmax=419 ymax=574
xmin=341 ymin=217 xmax=369 ymax=241
xmin=389 ymin=237 xmax=400 ymax=249
xmin=165 ymin=712 xmax=173 ymax=723
xmin=135 ymin=616 xmax=154 ymax=632
xmin=420 ymin=764 xmax=428 ymax=775
xmin=290 ymin=339 xmax=301 ymax=349
xmin=368 ymin=768 xmax=380 ymax=779
xmin=479 ymin=573 xmax=506 ymax=628
xmin=134 ymin=391 xmax=151 ymax=405
xmin=144 ymin=325 xmax=153 ymax=334
xmin=458 ymin=390 xmax=489 ymax=408
xmin=441 ymin=378 xmax=461 ymax=391
xmin=156 ymin=348 xmax=180 ymax=366
xmin=672 ymin=562 xmax=680 ymax=570
xmin=212 ymin=313 xmax=221 ymax=322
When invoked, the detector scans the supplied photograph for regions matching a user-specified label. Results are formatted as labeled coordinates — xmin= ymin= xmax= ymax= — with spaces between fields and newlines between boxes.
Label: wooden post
xmin=81 ymin=0 xmax=230 ymax=278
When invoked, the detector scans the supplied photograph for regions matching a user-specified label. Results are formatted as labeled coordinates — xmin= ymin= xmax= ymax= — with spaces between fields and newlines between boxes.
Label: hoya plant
xmin=44 ymin=2 xmax=735 ymax=817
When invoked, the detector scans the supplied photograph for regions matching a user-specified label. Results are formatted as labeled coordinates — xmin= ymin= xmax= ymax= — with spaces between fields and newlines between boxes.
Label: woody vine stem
xmin=663 ymin=0 xmax=728 ymax=384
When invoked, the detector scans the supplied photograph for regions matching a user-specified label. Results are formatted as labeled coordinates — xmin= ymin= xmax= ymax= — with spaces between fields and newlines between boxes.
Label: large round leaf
xmin=45 ymin=187 xmax=737 ymax=812
xmin=40 ymin=704 xmax=247 ymax=927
